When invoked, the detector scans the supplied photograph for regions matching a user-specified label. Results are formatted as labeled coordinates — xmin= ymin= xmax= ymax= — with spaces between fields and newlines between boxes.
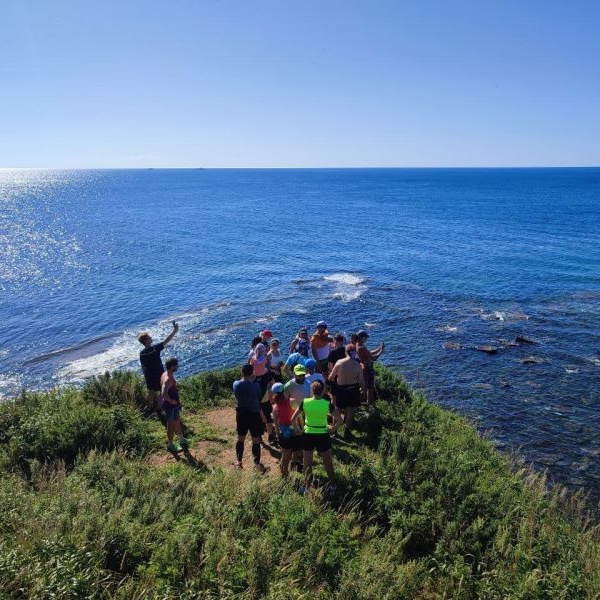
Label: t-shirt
xmin=285 ymin=352 xmax=309 ymax=369
xmin=233 ymin=380 xmax=262 ymax=412
xmin=284 ymin=378 xmax=311 ymax=410
xmin=268 ymin=350 xmax=284 ymax=368
xmin=139 ymin=342 xmax=165 ymax=378
xmin=273 ymin=398 xmax=295 ymax=426
xmin=306 ymin=372 xmax=325 ymax=386
xmin=328 ymin=346 xmax=346 ymax=366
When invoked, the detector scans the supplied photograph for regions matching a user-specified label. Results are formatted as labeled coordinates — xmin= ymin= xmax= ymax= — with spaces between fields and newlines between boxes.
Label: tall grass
xmin=0 ymin=365 xmax=598 ymax=598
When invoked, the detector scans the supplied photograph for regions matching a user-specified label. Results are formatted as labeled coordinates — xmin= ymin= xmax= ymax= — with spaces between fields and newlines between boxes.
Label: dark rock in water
xmin=476 ymin=345 xmax=498 ymax=354
xmin=515 ymin=335 xmax=536 ymax=344
xmin=443 ymin=341 xmax=462 ymax=350
xmin=497 ymin=338 xmax=519 ymax=348
xmin=521 ymin=356 xmax=544 ymax=364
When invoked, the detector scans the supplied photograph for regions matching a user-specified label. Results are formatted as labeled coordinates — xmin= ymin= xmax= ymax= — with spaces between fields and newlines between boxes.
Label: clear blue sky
xmin=1 ymin=0 xmax=599 ymax=168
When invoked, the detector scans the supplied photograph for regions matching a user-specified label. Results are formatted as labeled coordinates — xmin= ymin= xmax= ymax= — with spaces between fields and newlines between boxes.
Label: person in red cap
xmin=260 ymin=329 xmax=273 ymax=350
xmin=355 ymin=330 xmax=384 ymax=406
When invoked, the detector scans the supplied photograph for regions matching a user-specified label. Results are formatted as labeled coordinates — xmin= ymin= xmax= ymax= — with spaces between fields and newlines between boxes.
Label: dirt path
xmin=147 ymin=406 xmax=283 ymax=476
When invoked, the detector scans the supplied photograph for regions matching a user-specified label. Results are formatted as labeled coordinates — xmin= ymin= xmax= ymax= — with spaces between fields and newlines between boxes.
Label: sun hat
xmin=294 ymin=364 xmax=307 ymax=375
xmin=305 ymin=358 xmax=317 ymax=369
xmin=316 ymin=320 xmax=327 ymax=328
xmin=271 ymin=382 xmax=285 ymax=393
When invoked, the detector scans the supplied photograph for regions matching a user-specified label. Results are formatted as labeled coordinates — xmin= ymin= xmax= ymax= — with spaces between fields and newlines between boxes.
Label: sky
xmin=1 ymin=0 xmax=599 ymax=168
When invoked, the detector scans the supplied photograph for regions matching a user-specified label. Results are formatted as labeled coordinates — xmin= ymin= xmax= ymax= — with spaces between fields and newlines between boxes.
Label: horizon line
xmin=1 ymin=165 xmax=599 ymax=171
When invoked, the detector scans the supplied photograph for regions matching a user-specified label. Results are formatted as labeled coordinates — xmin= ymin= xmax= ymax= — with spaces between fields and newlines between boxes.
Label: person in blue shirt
xmin=284 ymin=351 xmax=309 ymax=378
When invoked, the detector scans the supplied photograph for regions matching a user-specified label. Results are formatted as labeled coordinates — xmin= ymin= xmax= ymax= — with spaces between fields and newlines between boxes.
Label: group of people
xmin=137 ymin=319 xmax=385 ymax=494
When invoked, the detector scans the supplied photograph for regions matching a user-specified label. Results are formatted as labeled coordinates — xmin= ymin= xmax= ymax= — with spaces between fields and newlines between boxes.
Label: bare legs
xmin=303 ymin=449 xmax=335 ymax=491
xmin=167 ymin=418 xmax=182 ymax=444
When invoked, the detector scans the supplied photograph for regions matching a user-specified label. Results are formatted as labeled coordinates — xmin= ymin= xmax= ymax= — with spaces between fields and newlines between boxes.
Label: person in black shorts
xmin=291 ymin=381 xmax=342 ymax=495
xmin=138 ymin=322 xmax=178 ymax=415
xmin=233 ymin=364 xmax=267 ymax=471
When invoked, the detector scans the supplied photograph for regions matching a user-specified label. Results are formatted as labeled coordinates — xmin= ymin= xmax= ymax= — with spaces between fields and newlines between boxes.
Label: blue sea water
xmin=1 ymin=168 xmax=599 ymax=494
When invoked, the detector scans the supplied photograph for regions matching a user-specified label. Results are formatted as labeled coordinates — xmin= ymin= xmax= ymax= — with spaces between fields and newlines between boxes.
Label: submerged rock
xmin=477 ymin=345 xmax=498 ymax=354
xmin=521 ymin=356 xmax=544 ymax=364
xmin=443 ymin=341 xmax=462 ymax=350
xmin=516 ymin=335 xmax=536 ymax=344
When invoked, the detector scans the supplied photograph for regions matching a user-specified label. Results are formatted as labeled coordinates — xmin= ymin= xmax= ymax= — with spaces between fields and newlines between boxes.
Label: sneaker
xmin=179 ymin=437 xmax=190 ymax=448
xmin=235 ymin=461 xmax=243 ymax=469
xmin=268 ymin=434 xmax=277 ymax=446
xmin=254 ymin=463 xmax=267 ymax=474
xmin=166 ymin=442 xmax=181 ymax=453
xmin=299 ymin=486 xmax=307 ymax=496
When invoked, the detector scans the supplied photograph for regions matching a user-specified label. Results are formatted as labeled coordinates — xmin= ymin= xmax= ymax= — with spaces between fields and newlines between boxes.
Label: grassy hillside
xmin=0 ymin=366 xmax=598 ymax=599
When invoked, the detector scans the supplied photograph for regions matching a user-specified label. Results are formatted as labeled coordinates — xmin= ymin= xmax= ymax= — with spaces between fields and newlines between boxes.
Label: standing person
xmin=283 ymin=349 xmax=309 ymax=378
xmin=160 ymin=357 xmax=189 ymax=452
xmin=138 ymin=322 xmax=179 ymax=415
xmin=233 ymin=364 xmax=267 ymax=471
xmin=247 ymin=336 xmax=263 ymax=363
xmin=328 ymin=345 xmax=366 ymax=439
xmin=284 ymin=363 xmax=312 ymax=472
xmin=250 ymin=343 xmax=275 ymax=444
xmin=346 ymin=333 xmax=359 ymax=360
xmin=310 ymin=321 xmax=333 ymax=376
xmin=327 ymin=332 xmax=347 ymax=371
xmin=291 ymin=380 xmax=342 ymax=495
xmin=356 ymin=330 xmax=385 ymax=406
xmin=260 ymin=329 xmax=273 ymax=350
xmin=305 ymin=359 xmax=325 ymax=387
xmin=268 ymin=338 xmax=285 ymax=383
xmin=271 ymin=382 xmax=302 ymax=477
xmin=289 ymin=328 xmax=310 ymax=357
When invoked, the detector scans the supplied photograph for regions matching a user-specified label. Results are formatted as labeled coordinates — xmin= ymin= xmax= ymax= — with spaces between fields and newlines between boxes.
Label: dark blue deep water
xmin=1 ymin=168 xmax=599 ymax=494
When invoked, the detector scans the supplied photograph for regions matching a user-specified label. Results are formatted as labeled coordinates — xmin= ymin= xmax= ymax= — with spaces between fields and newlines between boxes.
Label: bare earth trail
xmin=147 ymin=406 xmax=284 ymax=475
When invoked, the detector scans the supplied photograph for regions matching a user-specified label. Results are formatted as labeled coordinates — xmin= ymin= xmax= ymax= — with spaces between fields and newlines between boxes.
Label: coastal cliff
xmin=0 ymin=365 xmax=598 ymax=598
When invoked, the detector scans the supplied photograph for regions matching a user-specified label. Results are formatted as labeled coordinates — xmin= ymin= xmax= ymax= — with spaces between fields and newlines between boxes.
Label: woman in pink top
xmin=251 ymin=344 xmax=275 ymax=444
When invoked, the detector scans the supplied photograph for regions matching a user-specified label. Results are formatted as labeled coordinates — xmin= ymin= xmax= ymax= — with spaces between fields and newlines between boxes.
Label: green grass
xmin=0 ymin=365 xmax=598 ymax=598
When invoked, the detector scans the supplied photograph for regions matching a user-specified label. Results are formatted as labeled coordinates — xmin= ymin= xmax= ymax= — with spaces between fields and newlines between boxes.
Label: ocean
xmin=1 ymin=168 xmax=599 ymax=495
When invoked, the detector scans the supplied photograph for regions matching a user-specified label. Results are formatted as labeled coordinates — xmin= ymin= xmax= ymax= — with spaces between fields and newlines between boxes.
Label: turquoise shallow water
xmin=1 ymin=168 xmax=599 ymax=494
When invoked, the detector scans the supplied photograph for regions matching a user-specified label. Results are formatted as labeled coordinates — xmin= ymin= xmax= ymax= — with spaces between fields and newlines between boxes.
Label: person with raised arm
xmin=138 ymin=321 xmax=179 ymax=416
xmin=355 ymin=330 xmax=385 ymax=406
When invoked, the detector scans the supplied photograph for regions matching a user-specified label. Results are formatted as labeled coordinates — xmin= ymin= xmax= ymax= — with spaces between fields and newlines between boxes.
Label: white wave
xmin=323 ymin=273 xmax=366 ymax=286
xmin=56 ymin=333 xmax=139 ymax=381
xmin=0 ymin=373 xmax=23 ymax=400
xmin=364 ymin=322 xmax=377 ymax=328
xmin=436 ymin=325 xmax=460 ymax=333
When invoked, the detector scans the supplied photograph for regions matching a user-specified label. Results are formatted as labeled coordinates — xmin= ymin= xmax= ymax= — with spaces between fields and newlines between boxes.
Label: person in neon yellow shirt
xmin=291 ymin=380 xmax=342 ymax=495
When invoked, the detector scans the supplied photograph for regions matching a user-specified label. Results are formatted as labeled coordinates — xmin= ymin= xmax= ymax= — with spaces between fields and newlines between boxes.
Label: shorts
xmin=260 ymin=400 xmax=273 ymax=425
xmin=279 ymin=430 xmax=303 ymax=450
xmin=236 ymin=410 xmax=264 ymax=438
xmin=362 ymin=363 xmax=375 ymax=388
xmin=302 ymin=433 xmax=332 ymax=454
xmin=145 ymin=373 xmax=163 ymax=392
xmin=316 ymin=359 xmax=329 ymax=373
xmin=336 ymin=384 xmax=361 ymax=409
xmin=270 ymin=368 xmax=283 ymax=383
xmin=162 ymin=402 xmax=181 ymax=423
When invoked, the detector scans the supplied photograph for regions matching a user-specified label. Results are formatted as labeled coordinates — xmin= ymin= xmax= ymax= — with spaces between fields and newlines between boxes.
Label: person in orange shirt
xmin=310 ymin=321 xmax=333 ymax=376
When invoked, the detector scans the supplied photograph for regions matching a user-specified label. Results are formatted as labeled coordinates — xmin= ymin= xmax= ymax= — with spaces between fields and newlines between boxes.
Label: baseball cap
xmin=316 ymin=320 xmax=327 ymax=328
xmin=305 ymin=358 xmax=316 ymax=369
xmin=261 ymin=329 xmax=273 ymax=338
xmin=271 ymin=382 xmax=284 ymax=394
xmin=298 ymin=327 xmax=308 ymax=334
xmin=294 ymin=364 xmax=307 ymax=375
